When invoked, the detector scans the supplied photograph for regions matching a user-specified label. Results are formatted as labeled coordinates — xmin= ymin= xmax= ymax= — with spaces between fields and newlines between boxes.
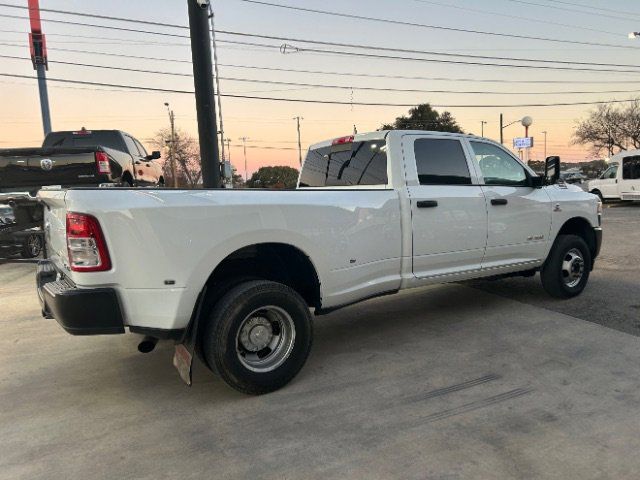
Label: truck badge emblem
xmin=40 ymin=158 xmax=53 ymax=171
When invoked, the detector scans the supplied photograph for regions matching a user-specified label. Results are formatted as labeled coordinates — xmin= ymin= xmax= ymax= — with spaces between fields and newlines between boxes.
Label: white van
xmin=587 ymin=150 xmax=640 ymax=201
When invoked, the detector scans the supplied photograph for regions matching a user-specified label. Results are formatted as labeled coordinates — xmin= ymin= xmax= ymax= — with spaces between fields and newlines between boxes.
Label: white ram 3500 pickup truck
xmin=37 ymin=131 xmax=602 ymax=394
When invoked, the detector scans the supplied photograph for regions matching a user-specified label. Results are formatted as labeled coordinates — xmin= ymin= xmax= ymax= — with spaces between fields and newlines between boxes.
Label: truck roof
xmin=308 ymin=130 xmax=492 ymax=151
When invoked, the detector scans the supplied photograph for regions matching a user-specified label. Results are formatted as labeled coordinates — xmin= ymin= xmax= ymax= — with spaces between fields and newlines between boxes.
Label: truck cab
xmin=588 ymin=150 xmax=640 ymax=201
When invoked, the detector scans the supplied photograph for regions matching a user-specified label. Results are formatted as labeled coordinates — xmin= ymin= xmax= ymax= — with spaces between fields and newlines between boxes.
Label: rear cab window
xmin=299 ymin=138 xmax=388 ymax=187
xmin=43 ymin=130 xmax=127 ymax=152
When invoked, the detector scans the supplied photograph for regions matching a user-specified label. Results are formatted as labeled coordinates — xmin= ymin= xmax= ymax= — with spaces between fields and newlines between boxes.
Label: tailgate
xmin=0 ymin=148 xmax=99 ymax=192
xmin=38 ymin=189 xmax=70 ymax=270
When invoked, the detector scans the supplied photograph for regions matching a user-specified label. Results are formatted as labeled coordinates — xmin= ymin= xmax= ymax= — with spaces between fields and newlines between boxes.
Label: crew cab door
xmin=466 ymin=140 xmax=551 ymax=268
xmin=403 ymin=135 xmax=488 ymax=278
xmin=620 ymin=156 xmax=640 ymax=200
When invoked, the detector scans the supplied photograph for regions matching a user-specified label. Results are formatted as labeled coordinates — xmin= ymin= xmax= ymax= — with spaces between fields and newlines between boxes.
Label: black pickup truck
xmin=0 ymin=129 xmax=164 ymax=194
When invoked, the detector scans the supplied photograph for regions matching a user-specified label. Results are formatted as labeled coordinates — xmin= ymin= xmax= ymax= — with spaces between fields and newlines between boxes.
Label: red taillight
xmin=66 ymin=212 xmax=111 ymax=272
xmin=332 ymin=135 xmax=354 ymax=146
xmin=95 ymin=151 xmax=111 ymax=175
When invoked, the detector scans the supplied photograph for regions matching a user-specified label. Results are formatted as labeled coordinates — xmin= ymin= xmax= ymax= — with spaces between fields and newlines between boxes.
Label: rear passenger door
xmin=403 ymin=135 xmax=488 ymax=278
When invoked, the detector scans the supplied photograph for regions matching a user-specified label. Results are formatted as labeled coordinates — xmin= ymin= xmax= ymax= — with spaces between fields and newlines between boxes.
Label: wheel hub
xmin=562 ymin=248 xmax=585 ymax=288
xmin=235 ymin=306 xmax=296 ymax=373
xmin=239 ymin=316 xmax=273 ymax=352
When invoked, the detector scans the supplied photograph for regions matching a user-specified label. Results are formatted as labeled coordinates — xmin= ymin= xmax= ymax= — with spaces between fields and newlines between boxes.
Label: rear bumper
xmin=37 ymin=260 xmax=125 ymax=335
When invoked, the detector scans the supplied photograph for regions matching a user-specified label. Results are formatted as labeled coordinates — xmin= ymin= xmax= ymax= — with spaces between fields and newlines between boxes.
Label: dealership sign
xmin=513 ymin=137 xmax=534 ymax=149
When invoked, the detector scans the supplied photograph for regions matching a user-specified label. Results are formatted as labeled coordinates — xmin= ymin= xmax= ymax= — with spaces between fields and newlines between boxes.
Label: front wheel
xmin=201 ymin=280 xmax=313 ymax=395
xmin=591 ymin=190 xmax=603 ymax=202
xmin=541 ymin=234 xmax=591 ymax=299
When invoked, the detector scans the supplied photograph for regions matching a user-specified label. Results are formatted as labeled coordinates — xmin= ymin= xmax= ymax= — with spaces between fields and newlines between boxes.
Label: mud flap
xmin=172 ymin=286 xmax=207 ymax=386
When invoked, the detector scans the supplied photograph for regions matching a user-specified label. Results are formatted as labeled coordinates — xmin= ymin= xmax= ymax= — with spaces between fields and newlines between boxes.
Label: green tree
xmin=246 ymin=166 xmax=299 ymax=189
xmin=381 ymin=104 xmax=464 ymax=133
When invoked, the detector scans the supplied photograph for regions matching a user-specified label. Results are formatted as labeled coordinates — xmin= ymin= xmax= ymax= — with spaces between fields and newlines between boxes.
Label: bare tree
xmin=573 ymin=100 xmax=640 ymax=156
xmin=151 ymin=128 xmax=202 ymax=188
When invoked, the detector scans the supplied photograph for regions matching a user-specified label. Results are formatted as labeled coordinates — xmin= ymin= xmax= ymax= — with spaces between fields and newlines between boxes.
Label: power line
xmin=3 ymin=72 xmax=640 ymax=108
xmin=408 ymin=0 xmax=622 ymax=36
xmin=550 ymin=0 xmax=640 ymax=17
xmin=504 ymin=0 xmax=640 ymax=21
xmin=2 ymin=8 xmax=640 ymax=72
xmin=234 ymin=0 xmax=638 ymax=50
xmin=6 ymin=53 xmax=640 ymax=96
xmin=217 ymin=30 xmax=640 ymax=70
xmin=4 ymin=38 xmax=639 ymax=84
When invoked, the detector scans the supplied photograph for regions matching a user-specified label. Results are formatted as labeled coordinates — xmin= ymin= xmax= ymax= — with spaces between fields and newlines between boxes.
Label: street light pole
xmin=541 ymin=131 xmax=548 ymax=159
xmin=164 ymin=102 xmax=178 ymax=187
xmin=239 ymin=137 xmax=249 ymax=182
xmin=480 ymin=120 xmax=487 ymax=137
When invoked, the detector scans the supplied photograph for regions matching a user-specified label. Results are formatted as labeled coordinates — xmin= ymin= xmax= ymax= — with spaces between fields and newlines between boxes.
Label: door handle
xmin=491 ymin=198 xmax=508 ymax=206
xmin=417 ymin=200 xmax=438 ymax=208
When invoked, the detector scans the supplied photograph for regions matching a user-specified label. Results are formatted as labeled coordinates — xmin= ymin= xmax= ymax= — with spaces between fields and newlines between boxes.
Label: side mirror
xmin=147 ymin=151 xmax=161 ymax=160
xmin=544 ymin=156 xmax=561 ymax=185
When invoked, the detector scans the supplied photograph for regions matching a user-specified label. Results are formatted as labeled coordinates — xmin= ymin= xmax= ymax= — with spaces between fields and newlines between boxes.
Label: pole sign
xmin=513 ymin=137 xmax=534 ymax=149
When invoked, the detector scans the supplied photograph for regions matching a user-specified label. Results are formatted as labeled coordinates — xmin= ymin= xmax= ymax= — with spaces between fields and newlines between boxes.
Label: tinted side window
xmin=134 ymin=139 xmax=148 ymax=158
xmin=326 ymin=141 xmax=387 ymax=186
xmin=623 ymin=157 xmax=640 ymax=179
xmin=299 ymin=141 xmax=388 ymax=187
xmin=299 ymin=146 xmax=330 ymax=187
xmin=469 ymin=141 xmax=527 ymax=186
xmin=414 ymin=139 xmax=471 ymax=185
xmin=123 ymin=136 xmax=141 ymax=156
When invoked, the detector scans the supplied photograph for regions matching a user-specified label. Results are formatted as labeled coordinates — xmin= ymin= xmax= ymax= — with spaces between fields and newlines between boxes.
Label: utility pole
xmin=293 ymin=116 xmax=303 ymax=165
xmin=208 ymin=4 xmax=225 ymax=164
xmin=187 ymin=0 xmax=220 ymax=188
xmin=499 ymin=113 xmax=504 ymax=144
xmin=224 ymin=139 xmax=231 ymax=162
xmin=164 ymin=102 xmax=178 ymax=187
xmin=481 ymin=120 xmax=487 ymax=137
xmin=541 ymin=130 xmax=548 ymax=159
xmin=239 ymin=137 xmax=249 ymax=182
xmin=27 ymin=0 xmax=51 ymax=136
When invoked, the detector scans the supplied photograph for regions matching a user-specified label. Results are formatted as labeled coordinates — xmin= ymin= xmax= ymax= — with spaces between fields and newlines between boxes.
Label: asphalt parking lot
xmin=1 ymin=204 xmax=640 ymax=480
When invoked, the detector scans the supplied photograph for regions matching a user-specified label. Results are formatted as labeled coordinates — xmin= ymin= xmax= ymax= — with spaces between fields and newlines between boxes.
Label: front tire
xmin=541 ymin=234 xmax=591 ymax=299
xmin=202 ymin=280 xmax=313 ymax=395
xmin=591 ymin=190 xmax=603 ymax=202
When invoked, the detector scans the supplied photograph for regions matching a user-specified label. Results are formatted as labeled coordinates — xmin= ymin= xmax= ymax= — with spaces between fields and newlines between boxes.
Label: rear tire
xmin=201 ymin=280 xmax=313 ymax=395
xmin=541 ymin=234 xmax=591 ymax=299
xmin=21 ymin=233 xmax=42 ymax=258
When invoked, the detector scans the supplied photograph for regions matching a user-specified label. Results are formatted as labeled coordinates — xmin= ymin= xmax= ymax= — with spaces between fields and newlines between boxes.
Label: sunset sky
xmin=2 ymin=0 xmax=640 ymax=175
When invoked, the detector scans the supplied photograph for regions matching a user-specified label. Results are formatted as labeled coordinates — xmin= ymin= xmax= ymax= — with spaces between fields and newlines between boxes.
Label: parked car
xmin=0 ymin=205 xmax=42 ymax=258
xmin=0 ymin=129 xmax=163 ymax=194
xmin=36 ymin=130 xmax=602 ymax=395
xmin=587 ymin=150 xmax=640 ymax=201
xmin=560 ymin=172 xmax=586 ymax=185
